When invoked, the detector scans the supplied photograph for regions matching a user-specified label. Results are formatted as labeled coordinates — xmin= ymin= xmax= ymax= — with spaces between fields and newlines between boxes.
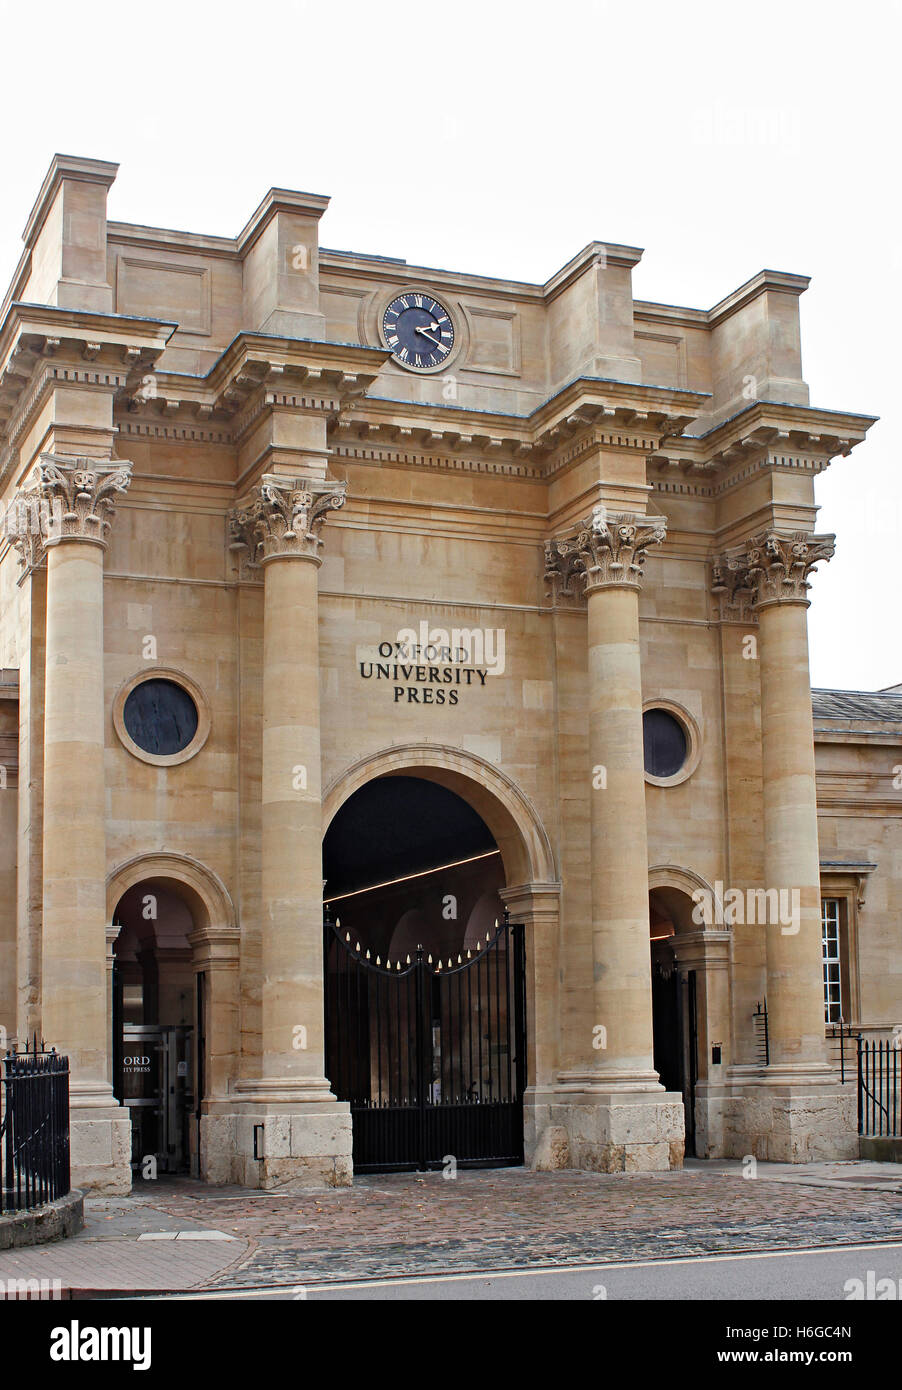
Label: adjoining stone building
xmin=0 ymin=154 xmax=897 ymax=1194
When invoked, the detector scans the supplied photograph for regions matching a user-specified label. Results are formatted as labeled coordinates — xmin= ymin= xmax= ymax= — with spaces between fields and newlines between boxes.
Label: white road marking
xmin=158 ymin=1240 xmax=902 ymax=1298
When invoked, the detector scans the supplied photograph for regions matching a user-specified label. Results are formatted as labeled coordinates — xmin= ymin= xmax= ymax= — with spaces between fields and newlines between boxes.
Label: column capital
xmin=229 ymin=473 xmax=346 ymax=572
xmin=545 ymin=506 xmax=667 ymax=600
xmin=713 ymin=529 xmax=835 ymax=612
xmin=12 ymin=453 xmax=132 ymax=568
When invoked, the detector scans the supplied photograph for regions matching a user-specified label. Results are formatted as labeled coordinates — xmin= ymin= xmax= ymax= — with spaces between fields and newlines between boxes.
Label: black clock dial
xmin=382 ymin=293 xmax=455 ymax=371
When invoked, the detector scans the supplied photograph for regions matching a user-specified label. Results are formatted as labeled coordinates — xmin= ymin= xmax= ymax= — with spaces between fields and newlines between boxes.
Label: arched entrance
xmin=107 ymin=854 xmax=239 ymax=1181
xmin=648 ymin=868 xmax=731 ymax=1159
xmin=322 ymin=748 xmax=558 ymax=1172
xmin=111 ymin=883 xmax=195 ymax=1175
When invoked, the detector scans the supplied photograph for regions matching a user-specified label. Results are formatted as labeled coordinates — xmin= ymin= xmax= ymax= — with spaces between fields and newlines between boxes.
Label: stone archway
xmin=106 ymin=853 xmax=240 ymax=1181
xmin=323 ymin=743 xmax=557 ymax=885
xmin=647 ymin=864 xmax=732 ymax=1158
xmin=323 ymin=744 xmax=561 ymax=1161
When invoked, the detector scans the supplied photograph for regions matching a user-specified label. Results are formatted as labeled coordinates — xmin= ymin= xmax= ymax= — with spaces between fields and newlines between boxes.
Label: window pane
xmin=123 ymin=679 xmax=199 ymax=756
xmin=821 ymin=898 xmax=843 ymax=1023
xmin=643 ymin=709 xmax=687 ymax=778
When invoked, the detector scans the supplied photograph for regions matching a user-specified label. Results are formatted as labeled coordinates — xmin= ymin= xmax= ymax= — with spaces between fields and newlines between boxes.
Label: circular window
xmin=123 ymin=679 xmax=198 ymax=755
xmin=643 ymin=709 xmax=686 ymax=778
xmin=113 ymin=669 xmax=210 ymax=767
xmin=642 ymin=701 xmax=701 ymax=787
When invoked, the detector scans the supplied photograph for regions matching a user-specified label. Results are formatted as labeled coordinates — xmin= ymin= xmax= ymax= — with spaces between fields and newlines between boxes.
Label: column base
xmin=526 ymin=1077 xmax=686 ymax=1173
xmin=201 ymin=1080 xmax=353 ymax=1189
xmin=698 ymin=1064 xmax=858 ymax=1162
xmin=68 ymin=1085 xmax=132 ymax=1195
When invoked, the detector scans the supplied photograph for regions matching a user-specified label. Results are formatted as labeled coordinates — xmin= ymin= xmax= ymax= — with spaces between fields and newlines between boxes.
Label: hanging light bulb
xmin=406 ymin=954 xmax=411 ymax=965
xmin=366 ymin=949 xmax=371 ymax=960
xmin=376 ymin=955 xmax=381 ymax=966
xmin=355 ymin=941 xmax=360 ymax=952
xmin=428 ymin=954 xmax=433 ymax=964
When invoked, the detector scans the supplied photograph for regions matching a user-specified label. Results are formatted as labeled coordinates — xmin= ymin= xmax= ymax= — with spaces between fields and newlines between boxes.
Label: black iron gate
xmin=324 ymin=911 xmax=526 ymax=1173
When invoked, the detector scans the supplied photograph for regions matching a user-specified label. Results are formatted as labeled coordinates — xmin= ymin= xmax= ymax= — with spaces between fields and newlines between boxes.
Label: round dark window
xmin=643 ymin=708 xmax=688 ymax=779
xmin=122 ymin=678 xmax=199 ymax=757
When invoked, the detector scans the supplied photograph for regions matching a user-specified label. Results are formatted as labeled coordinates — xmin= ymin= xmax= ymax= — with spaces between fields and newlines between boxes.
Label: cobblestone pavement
xmin=2 ymin=1160 xmax=901 ymax=1293
xmin=146 ymin=1160 xmax=902 ymax=1290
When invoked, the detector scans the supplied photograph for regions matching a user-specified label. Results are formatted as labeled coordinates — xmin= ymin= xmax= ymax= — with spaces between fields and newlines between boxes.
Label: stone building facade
xmin=0 ymin=154 xmax=897 ymax=1194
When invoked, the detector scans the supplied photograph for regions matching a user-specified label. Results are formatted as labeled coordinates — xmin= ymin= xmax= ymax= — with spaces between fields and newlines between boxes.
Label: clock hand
xmin=414 ymin=327 xmax=444 ymax=348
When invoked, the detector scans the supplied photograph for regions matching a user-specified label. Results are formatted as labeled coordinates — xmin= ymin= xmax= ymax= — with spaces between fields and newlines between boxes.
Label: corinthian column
xmin=16 ymin=453 xmax=133 ymax=1194
xmin=742 ymin=531 xmax=834 ymax=1066
xmin=710 ymin=529 xmax=856 ymax=1161
xmin=544 ymin=508 xmax=685 ymax=1172
xmin=229 ymin=474 xmax=352 ymax=1187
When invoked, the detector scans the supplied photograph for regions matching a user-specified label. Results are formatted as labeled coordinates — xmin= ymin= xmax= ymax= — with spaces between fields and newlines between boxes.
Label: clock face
xmin=382 ymin=292 xmax=455 ymax=371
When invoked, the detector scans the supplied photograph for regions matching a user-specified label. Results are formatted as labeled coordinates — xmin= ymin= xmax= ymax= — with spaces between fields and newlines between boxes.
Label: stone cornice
xmin=115 ymin=334 xmax=390 ymax=423
xmin=0 ymin=302 xmax=176 ymax=383
xmin=228 ymin=473 xmax=347 ymax=573
xmin=545 ymin=506 xmax=667 ymax=601
xmin=649 ymin=400 xmax=876 ymax=481
xmin=0 ymin=304 xmax=175 ymax=491
xmin=331 ymin=376 xmax=707 ymax=474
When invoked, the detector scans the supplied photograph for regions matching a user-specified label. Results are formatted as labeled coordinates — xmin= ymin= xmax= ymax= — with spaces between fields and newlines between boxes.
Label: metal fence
xmin=857 ymin=1037 xmax=902 ymax=1138
xmin=828 ymin=1024 xmax=902 ymax=1138
xmin=0 ymin=1041 xmax=71 ymax=1214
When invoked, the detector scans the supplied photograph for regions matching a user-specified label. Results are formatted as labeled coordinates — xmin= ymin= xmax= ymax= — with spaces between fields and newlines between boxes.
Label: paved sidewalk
xmin=0 ymin=1160 xmax=900 ymax=1294
xmin=0 ymin=1193 xmax=248 ymax=1291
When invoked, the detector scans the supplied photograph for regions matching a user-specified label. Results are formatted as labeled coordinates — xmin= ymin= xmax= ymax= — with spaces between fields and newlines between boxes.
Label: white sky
xmin=1 ymin=0 xmax=898 ymax=690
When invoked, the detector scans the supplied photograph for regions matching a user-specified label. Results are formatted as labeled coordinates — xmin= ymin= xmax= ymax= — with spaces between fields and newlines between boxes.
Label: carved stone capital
xmin=710 ymin=550 xmax=758 ymax=624
xmin=713 ymin=530 xmax=835 ymax=614
xmin=545 ymin=506 xmax=667 ymax=601
xmin=10 ymin=453 xmax=132 ymax=566
xmin=229 ymin=474 xmax=347 ymax=573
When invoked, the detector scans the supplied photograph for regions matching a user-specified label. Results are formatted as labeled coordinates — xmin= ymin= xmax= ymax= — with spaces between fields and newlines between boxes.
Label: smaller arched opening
xmin=648 ymin=868 xmax=730 ymax=1159
xmin=108 ymin=855 xmax=239 ymax=1181
xmin=649 ymin=878 xmax=707 ymax=1158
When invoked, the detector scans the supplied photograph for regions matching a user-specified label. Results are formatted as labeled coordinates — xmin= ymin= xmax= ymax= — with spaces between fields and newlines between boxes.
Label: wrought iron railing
xmin=0 ymin=1039 xmax=71 ymax=1214
xmin=827 ymin=1024 xmax=902 ymax=1138
xmin=752 ymin=999 xmax=769 ymax=1065
xmin=857 ymin=1036 xmax=901 ymax=1138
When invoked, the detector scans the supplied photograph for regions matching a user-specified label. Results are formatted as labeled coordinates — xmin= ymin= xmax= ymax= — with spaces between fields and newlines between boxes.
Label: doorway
xmin=322 ymin=774 xmax=527 ymax=1172
xmin=650 ymin=890 xmax=698 ymax=1156
xmin=111 ymin=882 xmax=196 ymax=1176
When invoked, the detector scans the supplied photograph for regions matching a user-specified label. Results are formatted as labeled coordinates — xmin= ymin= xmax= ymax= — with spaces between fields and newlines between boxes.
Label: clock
xmin=381 ymin=292 xmax=455 ymax=371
